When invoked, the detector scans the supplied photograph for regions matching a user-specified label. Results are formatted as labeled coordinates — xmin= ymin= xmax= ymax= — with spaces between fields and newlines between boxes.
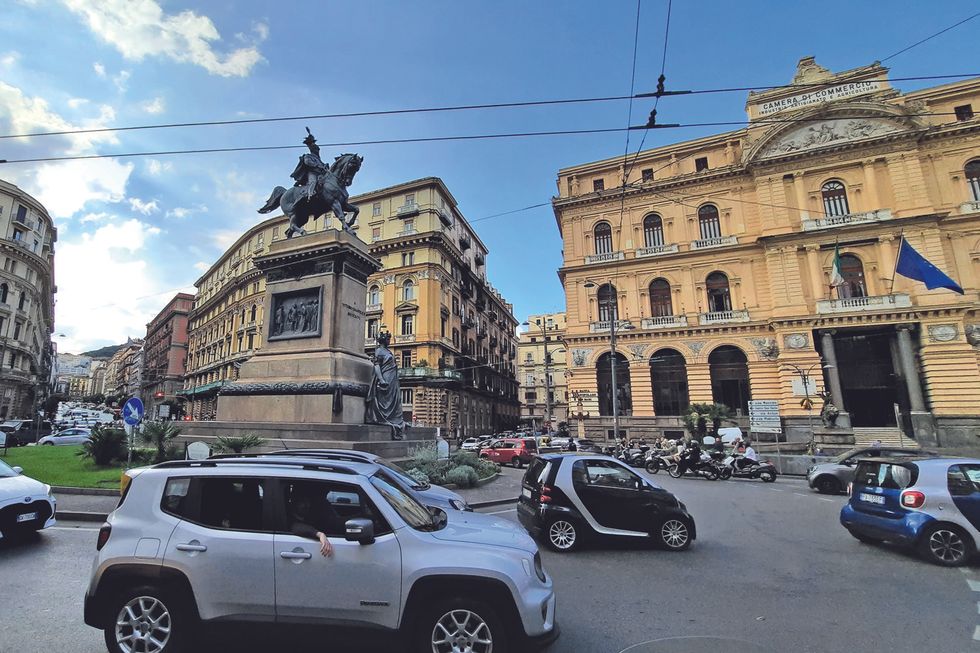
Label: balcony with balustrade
xmin=815 ymin=292 xmax=911 ymax=314
xmin=641 ymin=314 xmax=688 ymax=329
xmin=398 ymin=366 xmax=461 ymax=381
xmin=960 ymin=200 xmax=980 ymax=215
xmin=698 ymin=309 xmax=750 ymax=325
xmin=589 ymin=319 xmax=634 ymax=333
xmin=584 ymin=250 xmax=625 ymax=265
xmin=396 ymin=203 xmax=420 ymax=218
xmin=636 ymin=243 xmax=679 ymax=258
xmin=802 ymin=208 xmax=892 ymax=232
xmin=394 ymin=334 xmax=416 ymax=343
xmin=690 ymin=235 xmax=738 ymax=250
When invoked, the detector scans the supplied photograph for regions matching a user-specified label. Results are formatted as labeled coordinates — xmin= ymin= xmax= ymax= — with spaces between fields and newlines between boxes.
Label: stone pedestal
xmin=217 ymin=229 xmax=380 ymax=424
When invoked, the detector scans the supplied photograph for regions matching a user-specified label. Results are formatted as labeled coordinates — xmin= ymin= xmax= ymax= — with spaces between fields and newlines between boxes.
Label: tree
xmin=140 ymin=421 xmax=182 ymax=463
xmin=44 ymin=393 xmax=67 ymax=419
xmin=682 ymin=403 xmax=734 ymax=442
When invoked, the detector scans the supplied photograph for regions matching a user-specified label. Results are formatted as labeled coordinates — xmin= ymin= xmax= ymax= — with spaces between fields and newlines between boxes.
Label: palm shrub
xmin=214 ymin=434 xmax=266 ymax=454
xmin=141 ymin=421 xmax=182 ymax=463
xmin=78 ymin=425 xmax=127 ymax=466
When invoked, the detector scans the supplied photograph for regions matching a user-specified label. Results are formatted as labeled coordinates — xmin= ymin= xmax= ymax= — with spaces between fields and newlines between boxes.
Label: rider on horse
xmin=290 ymin=129 xmax=329 ymax=200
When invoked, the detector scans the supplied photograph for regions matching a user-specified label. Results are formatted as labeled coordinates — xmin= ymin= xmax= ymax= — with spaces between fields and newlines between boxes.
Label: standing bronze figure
xmin=258 ymin=128 xmax=363 ymax=238
xmin=365 ymin=331 xmax=405 ymax=440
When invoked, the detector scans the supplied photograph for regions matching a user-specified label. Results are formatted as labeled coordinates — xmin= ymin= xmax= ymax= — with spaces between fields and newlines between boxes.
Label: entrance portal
xmin=828 ymin=329 xmax=906 ymax=427
xmin=709 ymin=345 xmax=751 ymax=415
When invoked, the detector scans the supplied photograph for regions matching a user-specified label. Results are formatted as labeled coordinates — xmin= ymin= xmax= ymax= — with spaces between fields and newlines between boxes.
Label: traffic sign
xmin=749 ymin=399 xmax=782 ymax=433
xmin=122 ymin=397 xmax=144 ymax=426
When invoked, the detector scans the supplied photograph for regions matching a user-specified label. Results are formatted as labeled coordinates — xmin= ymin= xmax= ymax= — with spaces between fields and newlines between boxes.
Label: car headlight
xmin=533 ymin=552 xmax=547 ymax=582
xmin=449 ymin=498 xmax=470 ymax=511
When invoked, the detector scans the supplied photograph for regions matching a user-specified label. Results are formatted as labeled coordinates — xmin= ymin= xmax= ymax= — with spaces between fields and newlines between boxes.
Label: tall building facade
xmin=553 ymin=58 xmax=980 ymax=448
xmin=518 ymin=312 xmax=568 ymax=429
xmin=0 ymin=180 xmax=56 ymax=419
xmin=141 ymin=293 xmax=193 ymax=418
xmin=181 ymin=177 xmax=520 ymax=435
xmin=106 ymin=339 xmax=143 ymax=400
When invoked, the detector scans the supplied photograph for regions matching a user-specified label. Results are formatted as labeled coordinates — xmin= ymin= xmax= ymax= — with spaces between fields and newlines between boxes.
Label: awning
xmin=176 ymin=380 xmax=226 ymax=397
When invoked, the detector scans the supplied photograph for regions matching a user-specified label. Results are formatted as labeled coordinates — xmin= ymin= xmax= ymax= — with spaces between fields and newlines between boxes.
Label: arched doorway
xmin=650 ymin=348 xmax=689 ymax=416
xmin=709 ymin=345 xmax=750 ymax=415
xmin=597 ymin=352 xmax=632 ymax=417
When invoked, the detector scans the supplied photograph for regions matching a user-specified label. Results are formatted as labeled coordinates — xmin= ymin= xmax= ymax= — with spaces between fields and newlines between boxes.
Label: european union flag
xmin=894 ymin=238 xmax=964 ymax=295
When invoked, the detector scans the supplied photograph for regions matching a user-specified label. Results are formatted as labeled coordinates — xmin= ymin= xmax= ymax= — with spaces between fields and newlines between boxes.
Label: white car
xmin=460 ymin=437 xmax=482 ymax=451
xmin=38 ymin=427 xmax=92 ymax=446
xmin=0 ymin=459 xmax=56 ymax=539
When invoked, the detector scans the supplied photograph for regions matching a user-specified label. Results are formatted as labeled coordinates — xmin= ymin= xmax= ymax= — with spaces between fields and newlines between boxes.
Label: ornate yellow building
xmin=554 ymin=58 xmax=980 ymax=449
xmin=518 ymin=312 xmax=568 ymax=429
xmin=182 ymin=177 xmax=520 ymax=435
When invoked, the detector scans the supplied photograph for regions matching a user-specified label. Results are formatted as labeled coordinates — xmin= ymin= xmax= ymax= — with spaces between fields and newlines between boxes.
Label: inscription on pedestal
xmin=269 ymin=286 xmax=324 ymax=341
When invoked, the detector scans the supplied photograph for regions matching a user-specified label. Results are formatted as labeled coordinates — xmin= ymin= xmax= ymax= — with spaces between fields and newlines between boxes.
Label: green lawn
xmin=0 ymin=445 xmax=124 ymax=488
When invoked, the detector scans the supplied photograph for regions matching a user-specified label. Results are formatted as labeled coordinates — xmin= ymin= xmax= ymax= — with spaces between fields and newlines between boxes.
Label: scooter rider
xmin=736 ymin=440 xmax=759 ymax=470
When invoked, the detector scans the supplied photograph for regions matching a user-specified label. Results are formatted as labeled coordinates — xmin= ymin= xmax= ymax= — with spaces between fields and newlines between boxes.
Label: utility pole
xmin=610 ymin=311 xmax=619 ymax=440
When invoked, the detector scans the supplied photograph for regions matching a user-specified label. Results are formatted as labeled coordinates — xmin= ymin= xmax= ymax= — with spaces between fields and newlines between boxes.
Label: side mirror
xmin=344 ymin=518 xmax=375 ymax=545
xmin=12 ymin=466 xmax=23 ymax=474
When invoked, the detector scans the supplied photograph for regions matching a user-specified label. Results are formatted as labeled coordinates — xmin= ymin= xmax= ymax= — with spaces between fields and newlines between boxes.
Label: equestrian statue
xmin=258 ymin=128 xmax=363 ymax=238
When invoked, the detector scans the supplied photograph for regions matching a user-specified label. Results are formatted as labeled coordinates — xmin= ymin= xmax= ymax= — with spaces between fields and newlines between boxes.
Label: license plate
xmin=522 ymin=487 xmax=532 ymax=499
xmin=16 ymin=512 xmax=37 ymax=523
xmin=859 ymin=493 xmax=884 ymax=505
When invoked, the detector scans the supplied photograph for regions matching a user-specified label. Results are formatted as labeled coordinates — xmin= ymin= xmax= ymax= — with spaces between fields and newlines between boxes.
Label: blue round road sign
xmin=122 ymin=397 xmax=145 ymax=426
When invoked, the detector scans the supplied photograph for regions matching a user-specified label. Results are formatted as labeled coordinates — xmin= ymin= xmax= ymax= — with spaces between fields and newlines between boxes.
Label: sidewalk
xmin=456 ymin=466 xmax=523 ymax=506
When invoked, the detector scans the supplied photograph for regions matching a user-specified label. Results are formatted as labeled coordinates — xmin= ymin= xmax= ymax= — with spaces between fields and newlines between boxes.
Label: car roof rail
xmin=209 ymin=449 xmax=372 ymax=461
xmin=153 ymin=458 xmax=360 ymax=475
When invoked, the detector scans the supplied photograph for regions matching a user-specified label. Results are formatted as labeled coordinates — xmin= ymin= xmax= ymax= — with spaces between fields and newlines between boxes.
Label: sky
xmin=0 ymin=0 xmax=976 ymax=354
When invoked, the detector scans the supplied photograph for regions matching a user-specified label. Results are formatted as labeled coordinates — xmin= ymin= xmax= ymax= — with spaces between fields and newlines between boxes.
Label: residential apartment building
xmin=88 ymin=360 xmax=106 ymax=397
xmin=518 ymin=312 xmax=568 ymax=429
xmin=553 ymin=58 xmax=980 ymax=448
xmin=140 ymin=293 xmax=193 ymax=419
xmin=105 ymin=339 xmax=143 ymax=400
xmin=0 ymin=179 xmax=56 ymax=419
xmin=181 ymin=177 xmax=520 ymax=435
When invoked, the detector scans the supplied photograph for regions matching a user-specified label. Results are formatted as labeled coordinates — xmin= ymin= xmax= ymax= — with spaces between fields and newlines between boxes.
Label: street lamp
xmin=780 ymin=361 xmax=834 ymax=453
xmin=584 ymin=279 xmax=628 ymax=441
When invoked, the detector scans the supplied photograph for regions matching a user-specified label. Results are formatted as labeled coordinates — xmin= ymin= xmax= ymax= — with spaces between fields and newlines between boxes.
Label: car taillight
xmin=901 ymin=490 xmax=926 ymax=509
xmin=96 ymin=522 xmax=112 ymax=551
xmin=540 ymin=485 xmax=553 ymax=503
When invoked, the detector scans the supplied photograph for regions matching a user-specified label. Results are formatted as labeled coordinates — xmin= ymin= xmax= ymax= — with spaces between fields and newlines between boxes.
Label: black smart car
xmin=517 ymin=453 xmax=696 ymax=553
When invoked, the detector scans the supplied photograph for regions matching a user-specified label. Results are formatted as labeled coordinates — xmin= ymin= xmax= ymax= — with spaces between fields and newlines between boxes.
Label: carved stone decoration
xmin=268 ymin=286 xmax=323 ymax=341
xmin=382 ymin=274 xmax=396 ymax=285
xmin=571 ymin=348 xmax=592 ymax=367
xmin=760 ymin=119 xmax=903 ymax=158
xmin=626 ymin=344 xmax=647 ymax=361
xmin=686 ymin=341 xmax=706 ymax=355
xmin=418 ymin=269 xmax=430 ymax=280
xmin=967 ymin=324 xmax=980 ymax=347
xmin=219 ymin=381 xmax=369 ymax=397
xmin=750 ymin=337 xmax=780 ymax=360
xmin=791 ymin=57 xmax=831 ymax=84
xmin=927 ymin=324 xmax=959 ymax=343
xmin=783 ymin=333 xmax=810 ymax=350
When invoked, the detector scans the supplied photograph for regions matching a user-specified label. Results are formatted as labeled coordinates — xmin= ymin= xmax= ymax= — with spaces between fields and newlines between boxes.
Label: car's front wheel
xmin=511 ymin=456 xmax=523 ymax=468
xmin=920 ymin=524 xmax=973 ymax=567
xmin=43 ymin=441 xmax=54 ymax=446
xmin=103 ymin=585 xmax=192 ymax=653
xmin=417 ymin=597 xmax=509 ymax=653
xmin=544 ymin=517 xmax=580 ymax=552
xmin=814 ymin=476 xmax=841 ymax=494
xmin=658 ymin=517 xmax=692 ymax=551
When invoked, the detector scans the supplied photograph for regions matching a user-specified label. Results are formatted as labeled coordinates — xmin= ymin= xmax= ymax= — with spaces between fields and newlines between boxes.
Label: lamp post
xmin=584 ymin=279 xmax=624 ymax=440
xmin=780 ymin=361 xmax=834 ymax=453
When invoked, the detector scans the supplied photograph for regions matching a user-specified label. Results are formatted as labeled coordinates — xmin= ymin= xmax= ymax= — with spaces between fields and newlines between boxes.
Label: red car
xmin=480 ymin=437 xmax=539 ymax=468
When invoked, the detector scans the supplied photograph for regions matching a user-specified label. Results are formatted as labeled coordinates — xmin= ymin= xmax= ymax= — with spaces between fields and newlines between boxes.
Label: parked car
xmin=211 ymin=448 xmax=472 ymax=511
xmin=37 ymin=427 xmax=93 ymax=446
xmin=808 ymin=446 xmax=935 ymax=494
xmin=480 ymin=437 xmax=539 ymax=468
xmin=517 ymin=453 xmax=696 ymax=553
xmin=460 ymin=437 xmax=482 ymax=452
xmin=575 ymin=439 xmax=602 ymax=453
xmin=0 ymin=458 xmax=56 ymax=540
xmin=85 ymin=455 xmax=558 ymax=652
xmin=0 ymin=420 xmax=52 ymax=447
xmin=840 ymin=456 xmax=980 ymax=567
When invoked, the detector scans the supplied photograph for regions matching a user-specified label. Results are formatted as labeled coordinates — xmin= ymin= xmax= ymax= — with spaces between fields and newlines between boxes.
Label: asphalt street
xmin=0 ymin=471 xmax=975 ymax=653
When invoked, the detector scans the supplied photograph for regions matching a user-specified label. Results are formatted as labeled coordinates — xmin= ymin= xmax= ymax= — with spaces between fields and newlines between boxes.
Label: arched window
xmin=594 ymin=221 xmax=613 ymax=255
xmin=643 ymin=214 xmax=664 ymax=247
xmin=650 ymin=348 xmax=689 ymax=416
xmin=402 ymin=279 xmax=415 ymax=301
xmin=17 ymin=291 xmax=26 ymax=311
xmin=837 ymin=254 xmax=867 ymax=299
xmin=240 ymin=308 xmax=246 ymax=324
xmin=698 ymin=204 xmax=722 ymax=240
xmin=250 ymin=305 xmax=257 ymax=321
xmin=705 ymin=272 xmax=732 ymax=313
xmin=597 ymin=352 xmax=632 ymax=418
xmin=2 ymin=283 xmax=11 ymax=304
xmin=649 ymin=278 xmax=672 ymax=317
xmin=709 ymin=346 xmax=751 ymax=414
xmin=966 ymin=159 xmax=980 ymax=201
xmin=367 ymin=285 xmax=380 ymax=305
xmin=821 ymin=180 xmax=850 ymax=217
xmin=597 ymin=283 xmax=618 ymax=322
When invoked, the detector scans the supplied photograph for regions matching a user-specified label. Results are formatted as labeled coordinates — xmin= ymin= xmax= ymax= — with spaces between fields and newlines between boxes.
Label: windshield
xmin=370 ymin=469 xmax=438 ymax=531
xmin=0 ymin=459 xmax=18 ymax=478
xmin=377 ymin=457 xmax=430 ymax=490
xmin=832 ymin=448 xmax=863 ymax=464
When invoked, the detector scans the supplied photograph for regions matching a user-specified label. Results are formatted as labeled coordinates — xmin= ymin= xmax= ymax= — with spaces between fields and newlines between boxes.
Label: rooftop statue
xmin=258 ymin=127 xmax=363 ymax=238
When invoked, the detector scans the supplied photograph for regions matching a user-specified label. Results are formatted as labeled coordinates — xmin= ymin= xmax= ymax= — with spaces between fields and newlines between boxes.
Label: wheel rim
xmin=819 ymin=478 xmax=836 ymax=493
xmin=929 ymin=529 xmax=966 ymax=563
xmin=662 ymin=519 xmax=689 ymax=549
xmin=549 ymin=520 xmax=576 ymax=550
xmin=761 ymin=472 xmax=774 ymax=482
xmin=114 ymin=596 xmax=172 ymax=653
xmin=431 ymin=608 xmax=493 ymax=653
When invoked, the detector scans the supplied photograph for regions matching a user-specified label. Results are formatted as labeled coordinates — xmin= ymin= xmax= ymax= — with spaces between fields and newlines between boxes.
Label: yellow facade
xmin=554 ymin=58 xmax=980 ymax=448
xmin=518 ymin=312 xmax=568 ymax=428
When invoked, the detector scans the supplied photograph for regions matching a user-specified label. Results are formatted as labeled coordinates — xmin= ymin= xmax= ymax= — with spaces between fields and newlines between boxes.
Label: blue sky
xmin=0 ymin=0 xmax=976 ymax=353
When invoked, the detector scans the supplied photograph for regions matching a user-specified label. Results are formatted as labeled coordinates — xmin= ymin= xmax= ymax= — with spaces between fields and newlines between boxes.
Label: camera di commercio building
xmin=553 ymin=58 xmax=980 ymax=449
xmin=0 ymin=180 xmax=56 ymax=420
xmin=181 ymin=177 xmax=520 ymax=436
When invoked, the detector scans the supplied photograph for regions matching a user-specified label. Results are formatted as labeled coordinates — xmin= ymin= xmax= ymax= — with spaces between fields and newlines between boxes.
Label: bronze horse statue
xmin=258 ymin=152 xmax=363 ymax=238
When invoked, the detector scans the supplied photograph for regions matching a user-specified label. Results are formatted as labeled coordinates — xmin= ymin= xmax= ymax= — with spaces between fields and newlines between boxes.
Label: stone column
xmin=805 ymin=244 xmax=824 ymax=301
xmin=896 ymin=325 xmax=926 ymax=412
xmin=793 ymin=172 xmax=809 ymax=219
xmin=820 ymin=330 xmax=846 ymax=412
xmin=877 ymin=235 xmax=896 ymax=294
xmin=862 ymin=159 xmax=880 ymax=212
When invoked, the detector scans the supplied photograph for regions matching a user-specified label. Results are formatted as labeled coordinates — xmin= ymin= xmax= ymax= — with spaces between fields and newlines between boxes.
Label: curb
xmin=52 ymin=486 xmax=118 ymax=496
xmin=58 ymin=511 xmax=108 ymax=522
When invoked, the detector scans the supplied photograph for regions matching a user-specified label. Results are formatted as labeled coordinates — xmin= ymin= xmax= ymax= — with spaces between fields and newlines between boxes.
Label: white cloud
xmin=33 ymin=159 xmax=133 ymax=218
xmin=193 ymin=261 xmax=210 ymax=272
xmin=93 ymin=61 xmax=106 ymax=77
xmin=63 ymin=0 xmax=265 ymax=77
xmin=128 ymin=197 xmax=158 ymax=215
xmin=252 ymin=21 xmax=269 ymax=42
xmin=112 ymin=69 xmax=130 ymax=92
xmin=0 ymin=81 xmax=117 ymax=154
xmin=0 ymin=51 xmax=19 ymax=68
xmin=67 ymin=97 xmax=89 ymax=109
xmin=145 ymin=159 xmax=171 ymax=176
xmin=140 ymin=96 xmax=165 ymax=114
xmin=79 ymin=211 xmax=111 ymax=223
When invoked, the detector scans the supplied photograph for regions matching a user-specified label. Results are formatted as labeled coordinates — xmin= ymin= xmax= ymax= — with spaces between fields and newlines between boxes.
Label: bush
xmin=409 ymin=441 xmax=439 ymax=468
xmin=450 ymin=450 xmax=480 ymax=469
xmin=444 ymin=465 xmax=479 ymax=488
xmin=140 ymin=421 xmax=182 ymax=464
xmin=78 ymin=426 xmax=127 ymax=466
xmin=214 ymin=434 xmax=267 ymax=454
xmin=406 ymin=468 xmax=430 ymax=485
xmin=475 ymin=459 xmax=499 ymax=479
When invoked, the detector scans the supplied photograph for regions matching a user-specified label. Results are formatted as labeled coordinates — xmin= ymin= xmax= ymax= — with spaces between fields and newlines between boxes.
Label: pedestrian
xmin=870 ymin=438 xmax=882 ymax=455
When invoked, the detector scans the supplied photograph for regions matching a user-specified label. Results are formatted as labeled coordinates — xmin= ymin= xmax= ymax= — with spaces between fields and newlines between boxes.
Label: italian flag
xmin=829 ymin=242 xmax=844 ymax=287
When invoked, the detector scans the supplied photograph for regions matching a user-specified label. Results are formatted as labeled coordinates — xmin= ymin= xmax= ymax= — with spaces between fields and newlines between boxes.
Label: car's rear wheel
xmin=814 ymin=476 xmax=841 ymax=495
xmin=544 ymin=517 xmax=580 ymax=552
xmin=920 ymin=524 xmax=973 ymax=567
xmin=417 ymin=597 xmax=508 ymax=653
xmin=103 ymin=585 xmax=192 ymax=653
xmin=511 ymin=456 xmax=522 ymax=468
xmin=479 ymin=454 xmax=489 ymax=460
xmin=658 ymin=518 xmax=692 ymax=551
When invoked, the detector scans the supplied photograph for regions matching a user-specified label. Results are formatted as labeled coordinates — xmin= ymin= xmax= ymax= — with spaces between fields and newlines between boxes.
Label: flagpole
xmin=888 ymin=232 xmax=904 ymax=295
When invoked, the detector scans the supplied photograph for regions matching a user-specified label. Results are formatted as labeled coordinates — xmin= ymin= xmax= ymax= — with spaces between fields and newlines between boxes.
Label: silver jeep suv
xmin=84 ymin=456 xmax=557 ymax=653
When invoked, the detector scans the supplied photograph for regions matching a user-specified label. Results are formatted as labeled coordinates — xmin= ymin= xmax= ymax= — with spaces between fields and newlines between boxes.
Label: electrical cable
xmin=880 ymin=10 xmax=980 ymax=62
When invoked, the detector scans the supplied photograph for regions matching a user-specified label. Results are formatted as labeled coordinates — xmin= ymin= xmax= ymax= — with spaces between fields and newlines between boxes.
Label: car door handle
xmin=175 ymin=543 xmax=207 ymax=552
xmin=280 ymin=550 xmax=312 ymax=560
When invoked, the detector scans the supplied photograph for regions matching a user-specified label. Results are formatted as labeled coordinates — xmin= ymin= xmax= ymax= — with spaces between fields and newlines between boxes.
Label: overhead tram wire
xmin=615 ymin=0 xmax=644 ymax=243
xmin=880 ymin=10 xmax=980 ymax=62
